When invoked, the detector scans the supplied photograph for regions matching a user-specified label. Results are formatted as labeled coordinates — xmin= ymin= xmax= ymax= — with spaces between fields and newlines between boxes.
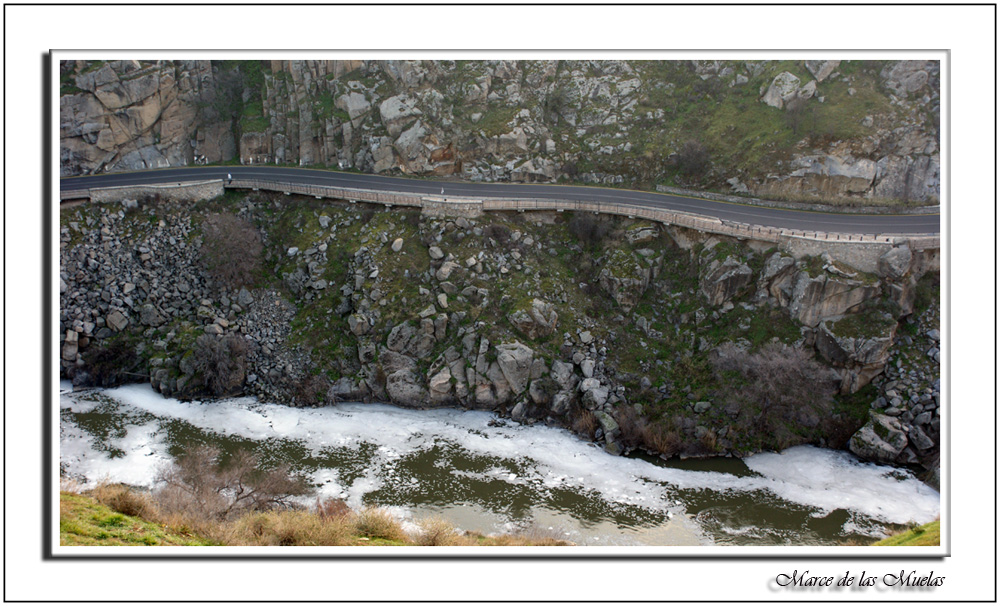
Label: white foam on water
xmin=744 ymin=446 xmax=940 ymax=525
xmin=60 ymin=416 xmax=171 ymax=488
xmin=61 ymin=384 xmax=940 ymax=533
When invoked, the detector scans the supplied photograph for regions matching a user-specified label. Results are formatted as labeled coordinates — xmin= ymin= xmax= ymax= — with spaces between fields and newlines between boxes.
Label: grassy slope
xmin=60 ymin=492 xmax=216 ymax=546
xmin=873 ymin=520 xmax=940 ymax=547
xmin=60 ymin=491 xmax=568 ymax=547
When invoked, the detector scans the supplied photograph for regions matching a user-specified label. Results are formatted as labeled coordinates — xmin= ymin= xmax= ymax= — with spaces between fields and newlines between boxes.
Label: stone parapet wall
xmin=89 ymin=180 xmax=225 ymax=204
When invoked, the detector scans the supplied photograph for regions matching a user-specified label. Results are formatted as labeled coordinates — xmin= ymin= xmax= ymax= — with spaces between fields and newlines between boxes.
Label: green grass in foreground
xmin=873 ymin=520 xmax=940 ymax=546
xmin=59 ymin=492 xmax=216 ymax=546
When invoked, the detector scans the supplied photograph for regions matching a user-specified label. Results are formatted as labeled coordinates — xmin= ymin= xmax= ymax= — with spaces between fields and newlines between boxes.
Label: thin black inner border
xmin=43 ymin=48 xmax=953 ymax=564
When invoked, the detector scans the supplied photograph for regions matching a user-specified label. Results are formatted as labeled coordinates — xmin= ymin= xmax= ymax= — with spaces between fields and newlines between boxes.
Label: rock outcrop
xmin=61 ymin=59 xmax=940 ymax=205
xmin=59 ymin=190 xmax=939 ymax=475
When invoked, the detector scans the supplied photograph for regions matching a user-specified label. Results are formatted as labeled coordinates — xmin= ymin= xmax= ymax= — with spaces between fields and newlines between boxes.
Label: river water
xmin=59 ymin=383 xmax=940 ymax=546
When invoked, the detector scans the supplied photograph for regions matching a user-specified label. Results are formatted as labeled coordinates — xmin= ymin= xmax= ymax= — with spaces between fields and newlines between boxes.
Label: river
xmin=59 ymin=382 xmax=940 ymax=546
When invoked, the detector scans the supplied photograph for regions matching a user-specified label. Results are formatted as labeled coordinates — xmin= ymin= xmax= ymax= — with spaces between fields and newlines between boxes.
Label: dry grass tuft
xmin=88 ymin=483 xmax=154 ymax=519
xmin=414 ymin=517 xmax=470 ymax=546
xmin=351 ymin=507 xmax=409 ymax=543
xmin=225 ymin=510 xmax=354 ymax=546
xmin=571 ymin=408 xmax=599 ymax=438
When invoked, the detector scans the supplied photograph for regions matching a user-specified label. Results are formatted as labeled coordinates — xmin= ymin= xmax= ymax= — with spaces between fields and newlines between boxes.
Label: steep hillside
xmin=60 ymin=59 xmax=940 ymax=204
xmin=60 ymin=192 xmax=941 ymax=470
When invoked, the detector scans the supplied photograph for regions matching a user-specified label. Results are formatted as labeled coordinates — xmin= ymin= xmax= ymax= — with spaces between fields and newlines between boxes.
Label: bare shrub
xmin=567 ymin=212 xmax=612 ymax=248
xmin=200 ymin=213 xmax=263 ymax=290
xmin=84 ymin=339 xmax=145 ymax=387
xmin=190 ymin=334 xmax=248 ymax=396
xmin=571 ymin=408 xmax=599 ymax=439
xmin=315 ymin=497 xmax=352 ymax=521
xmin=677 ymin=140 xmax=710 ymax=178
xmin=711 ymin=342 xmax=838 ymax=447
xmin=155 ymin=446 xmax=310 ymax=521
xmin=293 ymin=374 xmax=330 ymax=406
xmin=613 ymin=405 xmax=644 ymax=449
xmin=89 ymin=483 xmax=154 ymax=519
xmin=640 ymin=424 xmax=681 ymax=457
xmin=351 ymin=507 xmax=408 ymax=542
xmin=482 ymin=223 xmax=512 ymax=247
xmin=415 ymin=517 xmax=468 ymax=546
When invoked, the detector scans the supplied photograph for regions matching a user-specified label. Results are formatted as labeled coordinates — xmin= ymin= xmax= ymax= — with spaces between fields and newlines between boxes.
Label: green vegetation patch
xmin=873 ymin=520 xmax=940 ymax=547
xmin=828 ymin=309 xmax=896 ymax=340
xmin=60 ymin=492 xmax=215 ymax=546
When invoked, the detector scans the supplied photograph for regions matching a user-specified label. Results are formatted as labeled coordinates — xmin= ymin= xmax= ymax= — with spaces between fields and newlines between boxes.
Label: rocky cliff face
xmin=60 ymin=60 xmax=235 ymax=176
xmin=61 ymin=59 xmax=940 ymax=204
xmin=59 ymin=190 xmax=940 ymax=470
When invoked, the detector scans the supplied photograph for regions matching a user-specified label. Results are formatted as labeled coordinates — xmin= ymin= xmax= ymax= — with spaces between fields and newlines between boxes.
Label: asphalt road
xmin=61 ymin=166 xmax=940 ymax=235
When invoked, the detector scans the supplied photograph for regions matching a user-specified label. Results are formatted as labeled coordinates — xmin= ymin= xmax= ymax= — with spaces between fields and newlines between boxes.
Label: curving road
xmin=61 ymin=166 xmax=940 ymax=235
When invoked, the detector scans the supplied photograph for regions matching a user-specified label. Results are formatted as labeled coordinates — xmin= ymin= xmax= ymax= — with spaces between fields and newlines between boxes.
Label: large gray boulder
xmin=816 ymin=318 xmax=896 ymax=393
xmin=788 ymin=272 xmax=880 ymax=327
xmin=386 ymin=322 xmax=416 ymax=352
xmin=849 ymin=413 xmax=909 ymax=464
xmin=495 ymin=342 xmax=534 ymax=394
xmin=878 ymin=245 xmax=913 ymax=280
xmin=507 ymin=298 xmax=558 ymax=340
xmin=139 ymin=303 xmax=164 ymax=327
xmin=106 ymin=310 xmax=129 ymax=332
xmin=385 ymin=368 xmax=428 ymax=407
xmin=701 ymin=256 xmax=754 ymax=306
xmin=804 ymin=60 xmax=840 ymax=82
xmin=761 ymin=72 xmax=801 ymax=109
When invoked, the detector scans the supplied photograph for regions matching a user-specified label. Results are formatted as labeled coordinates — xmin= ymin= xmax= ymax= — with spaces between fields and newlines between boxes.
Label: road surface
xmin=60 ymin=166 xmax=940 ymax=235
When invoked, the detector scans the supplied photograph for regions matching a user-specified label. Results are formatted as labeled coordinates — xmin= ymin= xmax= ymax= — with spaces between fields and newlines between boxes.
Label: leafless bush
xmin=640 ymin=424 xmax=681 ymax=457
xmin=711 ymin=342 xmax=838 ymax=446
xmin=83 ymin=338 xmax=145 ymax=387
xmin=315 ymin=497 xmax=352 ymax=521
xmin=482 ymin=223 xmax=512 ymax=247
xmin=155 ymin=446 xmax=310 ymax=521
xmin=191 ymin=334 xmax=248 ymax=396
xmin=293 ymin=374 xmax=330 ymax=406
xmin=571 ymin=408 xmax=599 ymax=439
xmin=200 ymin=212 xmax=263 ymax=290
xmin=613 ymin=405 xmax=644 ymax=449
xmin=677 ymin=140 xmax=710 ymax=177
xmin=568 ymin=212 xmax=612 ymax=248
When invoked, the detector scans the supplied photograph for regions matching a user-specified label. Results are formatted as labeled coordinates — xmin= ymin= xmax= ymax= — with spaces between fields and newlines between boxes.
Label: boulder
xmin=139 ymin=303 xmax=164 ymax=327
xmin=551 ymin=360 xmax=578 ymax=391
xmin=348 ymin=313 xmax=370 ymax=336
xmin=106 ymin=310 xmax=129 ymax=332
xmin=391 ymin=238 xmax=404 ymax=252
xmin=788 ymin=272 xmax=880 ymax=327
xmin=815 ymin=319 xmax=895 ymax=393
xmin=761 ymin=72 xmax=801 ymax=109
xmin=495 ymin=342 xmax=533 ymax=394
xmin=385 ymin=368 xmax=428 ymax=407
xmin=428 ymin=366 xmax=453 ymax=402
xmin=386 ymin=322 xmax=416 ymax=352
xmin=878 ymin=245 xmax=912 ymax=280
xmin=507 ymin=298 xmax=558 ymax=340
xmin=701 ymin=256 xmax=754 ymax=306
xmin=804 ymin=60 xmax=840 ymax=82
xmin=849 ymin=413 xmax=909 ymax=464
xmin=435 ymin=260 xmax=462 ymax=281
